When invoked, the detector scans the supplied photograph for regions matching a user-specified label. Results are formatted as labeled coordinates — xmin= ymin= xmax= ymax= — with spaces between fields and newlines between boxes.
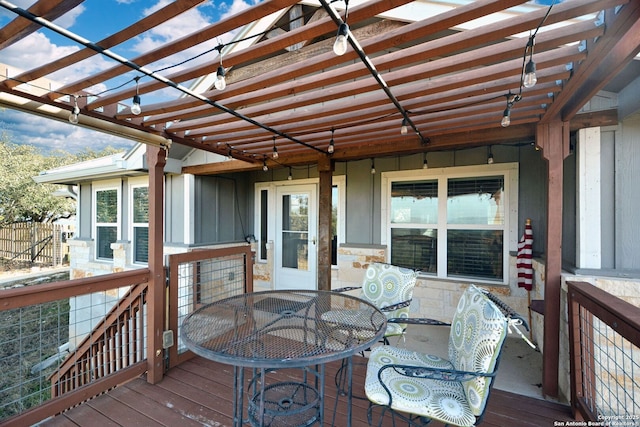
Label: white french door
xmin=274 ymin=184 xmax=317 ymax=290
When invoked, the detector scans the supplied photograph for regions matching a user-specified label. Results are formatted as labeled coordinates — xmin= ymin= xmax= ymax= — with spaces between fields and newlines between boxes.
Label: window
xmin=382 ymin=164 xmax=517 ymax=284
xmin=94 ymin=184 xmax=119 ymax=260
xmin=131 ymin=185 xmax=149 ymax=264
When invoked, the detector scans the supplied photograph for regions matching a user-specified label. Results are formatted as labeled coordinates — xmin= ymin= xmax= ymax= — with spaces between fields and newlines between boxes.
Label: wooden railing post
xmin=146 ymin=145 xmax=166 ymax=384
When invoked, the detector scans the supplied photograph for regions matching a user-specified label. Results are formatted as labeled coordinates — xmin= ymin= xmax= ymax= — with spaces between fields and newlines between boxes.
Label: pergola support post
xmin=537 ymin=120 xmax=571 ymax=398
xmin=146 ymin=144 xmax=166 ymax=384
xmin=317 ymin=156 xmax=334 ymax=291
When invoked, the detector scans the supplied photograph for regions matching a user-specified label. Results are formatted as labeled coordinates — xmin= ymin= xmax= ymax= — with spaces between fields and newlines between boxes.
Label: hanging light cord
xmin=0 ymin=0 xmax=327 ymax=155
xmin=517 ymin=0 xmax=556 ymax=97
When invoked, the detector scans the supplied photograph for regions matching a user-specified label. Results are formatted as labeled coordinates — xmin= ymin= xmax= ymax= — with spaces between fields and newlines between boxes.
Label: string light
xmin=501 ymin=92 xmax=520 ymax=128
xmin=423 ymin=153 xmax=428 ymax=169
xmin=272 ymin=136 xmax=279 ymax=159
xmin=68 ymin=96 xmax=80 ymax=124
xmin=214 ymin=45 xmax=226 ymax=91
xmin=333 ymin=0 xmax=350 ymax=56
xmin=487 ymin=146 xmax=494 ymax=164
xmin=501 ymin=106 xmax=511 ymax=127
xmin=370 ymin=158 xmax=375 ymax=174
xmin=333 ymin=23 xmax=349 ymax=56
xmin=328 ymin=128 xmax=335 ymax=154
xmin=288 ymin=167 xmax=293 ymax=180
xmin=499 ymin=2 xmax=553 ymax=127
xmin=262 ymin=159 xmax=268 ymax=171
xmin=400 ymin=118 xmax=408 ymax=135
xmin=131 ymin=76 xmax=141 ymax=115
xmin=523 ymin=35 xmax=537 ymax=88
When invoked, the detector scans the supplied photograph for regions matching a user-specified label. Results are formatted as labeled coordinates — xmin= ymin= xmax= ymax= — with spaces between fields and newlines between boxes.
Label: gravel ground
xmin=0 ymin=260 xmax=69 ymax=288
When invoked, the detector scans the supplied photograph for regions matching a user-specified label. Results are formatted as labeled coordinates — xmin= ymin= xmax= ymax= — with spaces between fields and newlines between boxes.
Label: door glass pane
xmin=331 ymin=186 xmax=338 ymax=266
xmin=260 ymin=189 xmax=268 ymax=260
xmin=281 ymin=194 xmax=309 ymax=270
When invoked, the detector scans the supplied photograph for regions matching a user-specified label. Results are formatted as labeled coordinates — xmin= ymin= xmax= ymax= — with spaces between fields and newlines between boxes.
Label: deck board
xmin=42 ymin=355 xmax=574 ymax=426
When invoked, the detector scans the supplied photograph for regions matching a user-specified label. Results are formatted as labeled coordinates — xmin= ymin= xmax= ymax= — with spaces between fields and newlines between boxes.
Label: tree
xmin=0 ymin=132 xmax=121 ymax=225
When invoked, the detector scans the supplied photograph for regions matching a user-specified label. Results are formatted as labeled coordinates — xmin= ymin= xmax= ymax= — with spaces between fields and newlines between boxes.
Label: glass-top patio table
xmin=181 ymin=289 xmax=387 ymax=426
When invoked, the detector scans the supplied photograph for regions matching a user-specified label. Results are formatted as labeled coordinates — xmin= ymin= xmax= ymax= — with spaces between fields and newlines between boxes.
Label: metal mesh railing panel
xmin=0 ymin=299 xmax=69 ymax=419
xmin=579 ymin=306 xmax=640 ymax=425
xmin=176 ymin=253 xmax=248 ymax=354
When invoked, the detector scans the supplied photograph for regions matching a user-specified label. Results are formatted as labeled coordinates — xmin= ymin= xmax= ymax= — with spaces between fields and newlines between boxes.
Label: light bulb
xmin=333 ymin=23 xmax=349 ymax=56
xmin=328 ymin=139 xmax=334 ymax=154
xmin=214 ymin=65 xmax=226 ymax=90
xmin=400 ymin=119 xmax=408 ymax=135
xmin=288 ymin=169 xmax=293 ymax=180
xmin=501 ymin=107 xmax=511 ymax=127
xmin=131 ymin=95 xmax=141 ymax=115
xmin=423 ymin=159 xmax=428 ymax=169
xmin=263 ymin=162 xmax=268 ymax=171
xmin=272 ymin=147 xmax=279 ymax=159
xmin=523 ymin=59 xmax=537 ymax=88
xmin=487 ymin=154 xmax=494 ymax=164
xmin=68 ymin=105 xmax=80 ymax=124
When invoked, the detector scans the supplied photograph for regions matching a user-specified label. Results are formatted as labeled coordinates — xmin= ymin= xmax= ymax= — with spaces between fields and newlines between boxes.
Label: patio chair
xmin=326 ymin=262 xmax=419 ymax=344
xmin=364 ymin=285 xmax=527 ymax=427
xmin=324 ymin=262 xmax=419 ymax=413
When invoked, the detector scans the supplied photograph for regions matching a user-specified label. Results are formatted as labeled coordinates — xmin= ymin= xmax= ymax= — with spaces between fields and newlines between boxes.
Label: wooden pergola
xmin=1 ymin=0 xmax=639 ymax=400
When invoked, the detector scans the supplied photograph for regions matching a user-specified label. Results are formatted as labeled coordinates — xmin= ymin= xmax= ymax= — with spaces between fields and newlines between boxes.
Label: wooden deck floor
xmin=41 ymin=356 xmax=574 ymax=427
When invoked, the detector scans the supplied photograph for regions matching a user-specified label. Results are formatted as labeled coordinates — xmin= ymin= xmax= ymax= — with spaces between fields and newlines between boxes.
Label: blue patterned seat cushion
xmin=361 ymin=263 xmax=417 ymax=337
xmin=364 ymin=285 xmax=508 ymax=427
xmin=323 ymin=263 xmax=417 ymax=338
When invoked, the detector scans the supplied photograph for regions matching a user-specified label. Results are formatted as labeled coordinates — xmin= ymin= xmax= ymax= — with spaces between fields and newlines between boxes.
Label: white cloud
xmin=2 ymin=32 xmax=79 ymax=71
xmin=1 ymin=109 xmax=135 ymax=154
xmin=51 ymin=4 xmax=85 ymax=29
xmin=219 ymin=0 xmax=257 ymax=19
xmin=2 ymin=32 xmax=115 ymax=91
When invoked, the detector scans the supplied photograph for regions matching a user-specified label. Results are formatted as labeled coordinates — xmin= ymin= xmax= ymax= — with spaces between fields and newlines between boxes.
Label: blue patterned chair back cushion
xmin=448 ymin=285 xmax=508 ymax=416
xmin=361 ymin=263 xmax=418 ymax=337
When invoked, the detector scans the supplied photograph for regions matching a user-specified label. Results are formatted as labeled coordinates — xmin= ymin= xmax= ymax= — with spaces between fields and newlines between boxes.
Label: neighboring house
xmin=32 ymin=4 xmax=640 ymax=404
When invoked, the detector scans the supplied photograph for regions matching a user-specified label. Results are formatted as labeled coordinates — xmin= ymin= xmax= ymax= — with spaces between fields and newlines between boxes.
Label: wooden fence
xmin=0 ymin=222 xmax=73 ymax=266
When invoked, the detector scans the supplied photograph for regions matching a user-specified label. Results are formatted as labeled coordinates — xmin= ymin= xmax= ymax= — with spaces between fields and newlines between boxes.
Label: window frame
xmin=381 ymin=163 xmax=519 ymax=284
xmin=129 ymin=177 xmax=149 ymax=265
xmin=92 ymin=180 xmax=121 ymax=261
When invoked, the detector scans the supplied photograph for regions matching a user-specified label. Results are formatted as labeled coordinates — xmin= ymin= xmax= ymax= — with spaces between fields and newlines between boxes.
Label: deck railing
xmin=50 ymin=281 xmax=148 ymax=398
xmin=0 ymin=245 xmax=254 ymax=426
xmin=0 ymin=270 xmax=149 ymax=426
xmin=167 ymin=244 xmax=253 ymax=367
xmin=568 ymin=280 xmax=640 ymax=423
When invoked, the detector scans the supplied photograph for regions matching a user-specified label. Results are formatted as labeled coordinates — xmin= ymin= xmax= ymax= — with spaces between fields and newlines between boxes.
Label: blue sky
xmin=0 ymin=0 xmax=254 ymax=154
